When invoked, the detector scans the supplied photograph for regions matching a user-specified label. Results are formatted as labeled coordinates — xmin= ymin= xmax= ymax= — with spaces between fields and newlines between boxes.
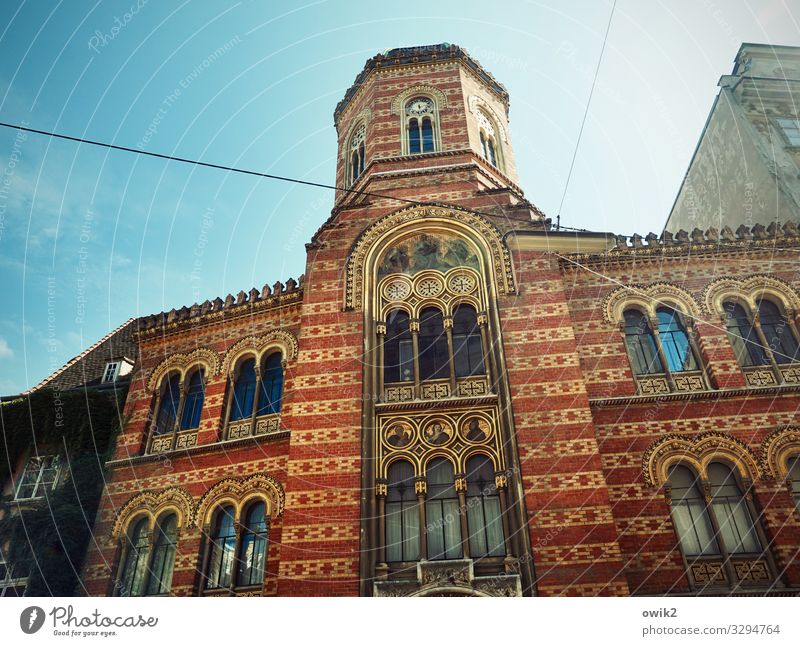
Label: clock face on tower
xmin=406 ymin=97 xmax=434 ymax=116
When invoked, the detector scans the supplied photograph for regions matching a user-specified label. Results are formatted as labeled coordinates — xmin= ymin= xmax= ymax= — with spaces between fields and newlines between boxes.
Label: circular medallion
xmin=384 ymin=422 xmax=414 ymax=448
xmin=416 ymin=277 xmax=443 ymax=297
xmin=461 ymin=417 xmax=490 ymax=443
xmin=448 ymin=274 xmax=476 ymax=294
xmin=422 ymin=419 xmax=453 ymax=446
xmin=384 ymin=279 xmax=411 ymax=301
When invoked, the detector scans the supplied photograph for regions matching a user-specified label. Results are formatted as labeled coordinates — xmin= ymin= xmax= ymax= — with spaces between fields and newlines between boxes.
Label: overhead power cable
xmin=0 ymin=120 xmax=589 ymax=233
xmin=554 ymin=0 xmax=617 ymax=230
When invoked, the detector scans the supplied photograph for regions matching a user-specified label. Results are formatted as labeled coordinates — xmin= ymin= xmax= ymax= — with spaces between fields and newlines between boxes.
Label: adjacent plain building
xmin=666 ymin=43 xmax=800 ymax=234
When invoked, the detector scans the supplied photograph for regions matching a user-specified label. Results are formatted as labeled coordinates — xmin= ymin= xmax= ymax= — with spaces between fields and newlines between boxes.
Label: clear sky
xmin=0 ymin=0 xmax=797 ymax=395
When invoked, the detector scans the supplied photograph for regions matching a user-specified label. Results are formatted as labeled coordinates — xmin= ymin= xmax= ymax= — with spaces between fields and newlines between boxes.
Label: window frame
xmin=401 ymin=95 xmax=440 ymax=156
xmin=13 ymin=454 xmax=62 ymax=501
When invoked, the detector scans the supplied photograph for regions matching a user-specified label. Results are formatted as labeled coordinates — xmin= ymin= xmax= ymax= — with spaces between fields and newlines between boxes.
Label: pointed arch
xmin=642 ymin=432 xmax=760 ymax=487
xmin=146 ymin=348 xmax=220 ymax=392
xmin=111 ymin=487 xmax=195 ymax=539
xmin=194 ymin=472 xmax=285 ymax=526
xmin=220 ymin=330 xmax=299 ymax=376
xmin=345 ymin=205 xmax=515 ymax=311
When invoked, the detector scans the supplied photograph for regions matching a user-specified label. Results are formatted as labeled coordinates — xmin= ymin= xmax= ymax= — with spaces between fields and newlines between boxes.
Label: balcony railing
xmin=382 ymin=376 xmax=490 ymax=403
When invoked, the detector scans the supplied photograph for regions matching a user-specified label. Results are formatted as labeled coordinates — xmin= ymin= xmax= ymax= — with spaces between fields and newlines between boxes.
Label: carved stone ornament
xmin=111 ymin=486 xmax=195 ymax=538
xmin=220 ymin=329 xmax=299 ymax=376
xmin=642 ymin=431 xmax=760 ymax=487
xmin=194 ymin=472 xmax=286 ymax=525
xmin=602 ymin=282 xmax=701 ymax=324
xmin=759 ymin=425 xmax=800 ymax=480
xmin=146 ymin=348 xmax=220 ymax=392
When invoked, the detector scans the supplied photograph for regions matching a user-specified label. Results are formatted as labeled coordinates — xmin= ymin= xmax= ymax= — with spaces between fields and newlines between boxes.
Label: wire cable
xmin=554 ymin=0 xmax=617 ymax=230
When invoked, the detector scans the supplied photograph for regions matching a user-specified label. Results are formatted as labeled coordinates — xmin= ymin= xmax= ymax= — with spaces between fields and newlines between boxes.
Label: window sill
xmin=107 ymin=430 xmax=291 ymax=467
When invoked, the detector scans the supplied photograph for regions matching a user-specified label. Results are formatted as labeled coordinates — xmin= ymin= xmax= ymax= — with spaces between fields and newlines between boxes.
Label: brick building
xmin=80 ymin=44 xmax=800 ymax=597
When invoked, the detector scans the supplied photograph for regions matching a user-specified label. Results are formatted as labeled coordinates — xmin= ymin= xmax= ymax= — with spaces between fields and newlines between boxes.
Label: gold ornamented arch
xmin=390 ymin=84 xmax=448 ymax=116
xmin=345 ymin=205 xmax=515 ymax=311
xmin=759 ymin=425 xmax=800 ymax=480
xmin=701 ymin=274 xmax=800 ymax=316
xmin=111 ymin=486 xmax=195 ymax=538
xmin=146 ymin=347 xmax=220 ymax=392
xmin=194 ymin=472 xmax=285 ymax=526
xmin=602 ymin=282 xmax=702 ymax=324
xmin=220 ymin=330 xmax=299 ymax=376
xmin=642 ymin=431 xmax=760 ymax=487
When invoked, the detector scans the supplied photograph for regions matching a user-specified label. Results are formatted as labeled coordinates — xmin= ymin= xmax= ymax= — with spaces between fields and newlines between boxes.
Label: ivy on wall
xmin=0 ymin=388 xmax=127 ymax=595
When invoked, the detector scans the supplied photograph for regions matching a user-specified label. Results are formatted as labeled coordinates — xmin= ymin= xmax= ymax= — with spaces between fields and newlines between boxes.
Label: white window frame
xmin=103 ymin=361 xmax=120 ymax=383
xmin=13 ymin=455 xmax=62 ymax=501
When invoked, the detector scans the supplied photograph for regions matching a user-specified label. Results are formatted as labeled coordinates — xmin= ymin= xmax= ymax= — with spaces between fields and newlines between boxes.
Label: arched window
xmin=146 ymin=514 xmax=178 ymax=596
xmin=476 ymin=109 xmax=501 ymax=168
xmin=452 ymin=305 xmax=485 ymax=377
xmin=384 ymin=310 xmax=414 ymax=384
xmin=348 ymin=123 xmax=366 ymax=185
xmin=230 ymin=358 xmax=257 ymax=421
xmin=723 ymin=301 xmax=769 ymax=366
xmin=757 ymin=299 xmax=800 ymax=364
xmin=465 ymin=456 xmax=505 ymax=558
xmin=154 ymin=373 xmax=181 ymax=436
xmin=667 ymin=465 xmax=719 ymax=557
xmin=385 ymin=460 xmax=419 ymax=563
xmin=418 ymin=308 xmax=449 ymax=381
xmin=180 ymin=369 xmax=205 ymax=430
xmin=404 ymin=97 xmax=437 ymax=154
xmin=656 ymin=307 xmax=698 ymax=372
xmin=237 ymin=502 xmax=268 ymax=587
xmin=788 ymin=456 xmax=800 ymax=514
xmin=257 ymin=353 xmax=284 ymax=415
xmin=425 ymin=458 xmax=462 ymax=560
xmin=707 ymin=462 xmax=761 ymax=554
xmin=623 ymin=309 xmax=663 ymax=375
xmin=205 ymin=506 xmax=237 ymax=590
xmin=118 ymin=517 xmax=150 ymax=596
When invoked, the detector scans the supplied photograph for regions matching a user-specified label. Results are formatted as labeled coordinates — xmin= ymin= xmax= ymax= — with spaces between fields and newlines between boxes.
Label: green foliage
xmin=0 ymin=388 xmax=126 ymax=595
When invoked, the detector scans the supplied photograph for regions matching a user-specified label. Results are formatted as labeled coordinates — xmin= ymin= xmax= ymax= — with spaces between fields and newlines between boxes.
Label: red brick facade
xmin=81 ymin=44 xmax=800 ymax=597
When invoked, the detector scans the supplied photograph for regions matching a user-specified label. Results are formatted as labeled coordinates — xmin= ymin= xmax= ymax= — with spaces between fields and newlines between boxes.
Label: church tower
xmin=276 ymin=44 xmax=626 ymax=597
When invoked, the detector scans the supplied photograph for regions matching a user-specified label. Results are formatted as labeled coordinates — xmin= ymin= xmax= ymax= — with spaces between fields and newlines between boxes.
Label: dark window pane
xmin=231 ymin=359 xmax=257 ymax=421
xmin=237 ymin=502 xmax=268 ymax=587
xmin=155 ymin=373 xmax=181 ymax=435
xmin=707 ymin=462 xmax=761 ymax=554
xmin=723 ymin=301 xmax=769 ymax=366
xmin=758 ymin=299 xmax=800 ymax=364
xmin=479 ymin=131 xmax=488 ymax=159
xmin=667 ymin=465 xmax=720 ymax=557
xmin=487 ymin=138 xmax=497 ymax=166
xmin=421 ymin=117 xmax=434 ymax=152
xmin=146 ymin=514 xmax=177 ymax=595
xmin=119 ymin=518 xmax=150 ymax=596
xmin=465 ymin=456 xmax=505 ymax=558
xmin=623 ymin=309 xmax=663 ymax=374
xmin=384 ymin=311 xmax=413 ymax=383
xmin=385 ymin=461 xmax=419 ymax=562
xmin=656 ymin=308 xmax=697 ymax=372
xmin=452 ymin=306 xmax=485 ymax=377
xmin=180 ymin=370 xmax=205 ymax=430
xmin=206 ymin=506 xmax=236 ymax=589
xmin=425 ymin=458 xmax=462 ymax=560
xmin=408 ymin=118 xmax=421 ymax=153
xmin=788 ymin=456 xmax=800 ymax=514
xmin=418 ymin=309 xmax=449 ymax=381
xmin=257 ymin=353 xmax=284 ymax=415
xmin=358 ymin=143 xmax=365 ymax=175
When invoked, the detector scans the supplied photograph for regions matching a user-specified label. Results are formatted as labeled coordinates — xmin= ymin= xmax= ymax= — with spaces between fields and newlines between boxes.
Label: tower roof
xmin=334 ymin=43 xmax=510 ymax=124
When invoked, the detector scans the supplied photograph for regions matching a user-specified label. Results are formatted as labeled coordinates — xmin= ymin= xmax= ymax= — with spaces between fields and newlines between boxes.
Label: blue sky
xmin=0 ymin=0 xmax=797 ymax=394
